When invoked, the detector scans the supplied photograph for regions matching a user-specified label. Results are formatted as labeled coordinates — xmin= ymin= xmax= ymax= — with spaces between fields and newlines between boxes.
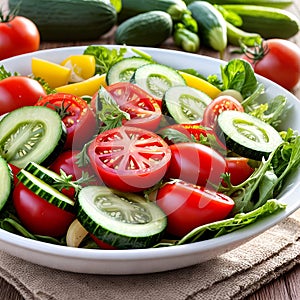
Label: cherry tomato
xmin=0 ymin=76 xmax=46 ymax=115
xmin=35 ymin=93 xmax=97 ymax=150
xmin=13 ymin=182 xmax=75 ymax=237
xmin=241 ymin=39 xmax=300 ymax=91
xmin=165 ymin=142 xmax=227 ymax=190
xmin=156 ymin=180 xmax=235 ymax=237
xmin=225 ymin=157 xmax=255 ymax=186
xmin=88 ymin=126 xmax=171 ymax=192
xmin=157 ymin=123 xmax=227 ymax=152
xmin=202 ymin=95 xmax=244 ymax=129
xmin=91 ymin=82 xmax=162 ymax=131
xmin=49 ymin=150 xmax=102 ymax=198
xmin=0 ymin=16 xmax=40 ymax=60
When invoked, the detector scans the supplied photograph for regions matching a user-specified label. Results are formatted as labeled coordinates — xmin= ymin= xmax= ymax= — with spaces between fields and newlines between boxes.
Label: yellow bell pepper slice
xmin=55 ymin=74 xmax=107 ymax=97
xmin=32 ymin=57 xmax=71 ymax=89
xmin=179 ymin=71 xmax=221 ymax=99
xmin=60 ymin=55 xmax=96 ymax=82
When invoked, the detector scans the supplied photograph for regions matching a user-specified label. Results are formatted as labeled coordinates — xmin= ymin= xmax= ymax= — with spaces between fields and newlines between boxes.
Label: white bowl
xmin=1 ymin=45 xmax=300 ymax=274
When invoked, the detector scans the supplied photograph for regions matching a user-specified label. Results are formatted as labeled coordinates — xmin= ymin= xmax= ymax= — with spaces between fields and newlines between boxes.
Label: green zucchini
xmin=216 ymin=110 xmax=283 ymax=160
xmin=106 ymin=57 xmax=152 ymax=85
xmin=115 ymin=11 xmax=173 ymax=47
xmin=221 ymin=4 xmax=300 ymax=39
xmin=0 ymin=157 xmax=13 ymax=212
xmin=8 ymin=0 xmax=117 ymax=41
xmin=183 ymin=0 xmax=293 ymax=9
xmin=118 ymin=0 xmax=188 ymax=22
xmin=131 ymin=63 xmax=186 ymax=99
xmin=76 ymin=186 xmax=167 ymax=249
xmin=188 ymin=1 xmax=227 ymax=56
xmin=0 ymin=106 xmax=67 ymax=169
xmin=163 ymin=85 xmax=212 ymax=123
xmin=17 ymin=169 xmax=75 ymax=212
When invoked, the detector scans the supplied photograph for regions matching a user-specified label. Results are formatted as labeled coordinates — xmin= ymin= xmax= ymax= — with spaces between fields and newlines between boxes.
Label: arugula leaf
xmin=83 ymin=46 xmax=127 ymax=75
xmin=154 ymin=199 xmax=286 ymax=246
xmin=220 ymin=130 xmax=300 ymax=215
xmin=176 ymin=199 xmax=286 ymax=245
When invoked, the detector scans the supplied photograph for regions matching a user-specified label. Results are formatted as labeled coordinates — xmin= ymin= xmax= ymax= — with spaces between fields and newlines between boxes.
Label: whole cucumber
xmin=8 ymin=0 xmax=117 ymax=41
xmin=115 ymin=11 xmax=173 ymax=46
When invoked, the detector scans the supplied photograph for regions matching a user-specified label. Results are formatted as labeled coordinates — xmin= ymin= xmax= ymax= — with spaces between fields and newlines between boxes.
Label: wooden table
xmin=0 ymin=1 xmax=300 ymax=299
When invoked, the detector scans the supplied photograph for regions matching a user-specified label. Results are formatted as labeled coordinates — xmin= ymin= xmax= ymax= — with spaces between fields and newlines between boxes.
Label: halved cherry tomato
xmin=13 ymin=182 xmax=75 ymax=237
xmin=202 ymin=95 xmax=244 ymax=129
xmin=91 ymin=82 xmax=162 ymax=131
xmin=0 ymin=76 xmax=46 ymax=115
xmin=165 ymin=142 xmax=227 ymax=190
xmin=35 ymin=93 xmax=97 ymax=150
xmin=156 ymin=180 xmax=235 ymax=237
xmin=88 ymin=126 xmax=172 ymax=192
xmin=225 ymin=157 xmax=255 ymax=186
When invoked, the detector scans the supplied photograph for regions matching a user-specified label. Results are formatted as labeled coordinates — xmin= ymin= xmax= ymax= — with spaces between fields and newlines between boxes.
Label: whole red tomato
xmin=0 ymin=76 xmax=46 ymax=115
xmin=156 ymin=180 xmax=234 ymax=237
xmin=225 ymin=157 xmax=255 ymax=186
xmin=13 ymin=182 xmax=75 ymax=237
xmin=0 ymin=15 xmax=40 ymax=60
xmin=241 ymin=39 xmax=300 ymax=90
xmin=165 ymin=142 xmax=227 ymax=190
xmin=35 ymin=93 xmax=97 ymax=150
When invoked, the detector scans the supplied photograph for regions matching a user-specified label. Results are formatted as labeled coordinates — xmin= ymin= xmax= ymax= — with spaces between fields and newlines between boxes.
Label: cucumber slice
xmin=131 ymin=63 xmax=186 ymax=99
xmin=0 ymin=157 xmax=13 ymax=211
xmin=106 ymin=57 xmax=151 ymax=85
xmin=163 ymin=85 xmax=212 ymax=123
xmin=24 ymin=161 xmax=64 ymax=186
xmin=216 ymin=110 xmax=283 ymax=160
xmin=0 ymin=106 xmax=67 ymax=168
xmin=17 ymin=169 xmax=75 ymax=211
xmin=76 ymin=186 xmax=167 ymax=249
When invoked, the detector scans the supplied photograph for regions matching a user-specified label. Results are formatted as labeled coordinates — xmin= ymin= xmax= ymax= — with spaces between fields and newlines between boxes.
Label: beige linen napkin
xmin=0 ymin=210 xmax=300 ymax=300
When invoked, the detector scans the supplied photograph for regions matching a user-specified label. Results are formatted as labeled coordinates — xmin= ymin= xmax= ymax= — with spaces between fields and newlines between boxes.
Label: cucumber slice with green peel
xmin=163 ymin=85 xmax=212 ymax=124
xmin=216 ymin=110 xmax=283 ymax=160
xmin=17 ymin=169 xmax=75 ymax=212
xmin=76 ymin=186 xmax=167 ymax=249
xmin=0 ymin=157 xmax=13 ymax=211
xmin=24 ymin=161 xmax=66 ymax=186
xmin=131 ymin=63 xmax=186 ymax=99
xmin=0 ymin=106 xmax=67 ymax=168
xmin=106 ymin=57 xmax=152 ymax=85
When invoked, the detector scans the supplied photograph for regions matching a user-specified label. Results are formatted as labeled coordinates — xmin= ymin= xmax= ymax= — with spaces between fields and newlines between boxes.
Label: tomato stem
xmin=0 ymin=1 xmax=20 ymax=23
xmin=234 ymin=40 xmax=270 ymax=65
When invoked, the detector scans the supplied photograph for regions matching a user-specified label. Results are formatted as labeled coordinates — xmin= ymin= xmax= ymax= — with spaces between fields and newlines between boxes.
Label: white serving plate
xmin=1 ymin=45 xmax=300 ymax=275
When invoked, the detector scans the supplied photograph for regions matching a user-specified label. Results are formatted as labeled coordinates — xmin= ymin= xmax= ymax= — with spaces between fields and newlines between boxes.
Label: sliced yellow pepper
xmin=60 ymin=55 xmax=96 ymax=82
xmin=179 ymin=71 xmax=221 ymax=99
xmin=32 ymin=57 xmax=71 ymax=89
xmin=55 ymin=74 xmax=107 ymax=97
